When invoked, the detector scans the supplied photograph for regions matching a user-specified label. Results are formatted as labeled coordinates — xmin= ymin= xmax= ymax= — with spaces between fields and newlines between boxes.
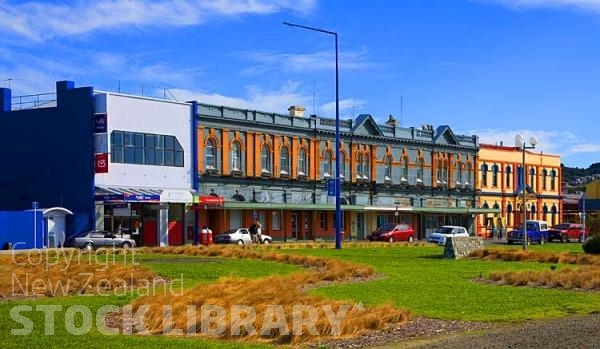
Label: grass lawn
xmin=1 ymin=243 xmax=598 ymax=348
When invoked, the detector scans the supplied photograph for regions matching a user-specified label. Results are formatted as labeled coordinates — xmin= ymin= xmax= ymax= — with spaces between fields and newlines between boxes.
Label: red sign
xmin=95 ymin=153 xmax=109 ymax=173
xmin=197 ymin=195 xmax=224 ymax=205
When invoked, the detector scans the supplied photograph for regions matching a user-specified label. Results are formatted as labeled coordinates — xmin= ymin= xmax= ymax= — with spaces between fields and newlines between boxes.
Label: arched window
xmin=481 ymin=163 xmax=488 ymax=187
xmin=298 ymin=148 xmax=308 ymax=176
xmin=356 ymin=153 xmax=363 ymax=180
xmin=323 ymin=151 xmax=333 ymax=179
xmin=542 ymin=169 xmax=548 ymax=190
xmin=493 ymin=202 xmax=500 ymax=210
xmin=261 ymin=144 xmax=271 ymax=174
xmin=416 ymin=158 xmax=424 ymax=184
xmin=205 ymin=139 xmax=216 ymax=171
xmin=455 ymin=161 xmax=463 ymax=187
xmin=529 ymin=167 xmax=536 ymax=191
xmin=482 ymin=202 xmax=489 ymax=209
xmin=231 ymin=141 xmax=241 ymax=172
xmin=491 ymin=164 xmax=499 ymax=187
xmin=437 ymin=157 xmax=447 ymax=185
xmin=550 ymin=170 xmax=557 ymax=190
xmin=551 ymin=204 xmax=558 ymax=225
xmin=531 ymin=204 xmax=536 ymax=220
xmin=280 ymin=146 xmax=289 ymax=175
xmin=384 ymin=155 xmax=392 ymax=182
xmin=363 ymin=152 xmax=370 ymax=181
xmin=340 ymin=151 xmax=346 ymax=180
xmin=542 ymin=204 xmax=548 ymax=221
xmin=507 ymin=203 xmax=513 ymax=226
xmin=466 ymin=162 xmax=472 ymax=188
xmin=505 ymin=165 xmax=512 ymax=188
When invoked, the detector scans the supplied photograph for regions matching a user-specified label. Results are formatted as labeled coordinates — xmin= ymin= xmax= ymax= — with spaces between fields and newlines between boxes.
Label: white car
xmin=214 ymin=228 xmax=272 ymax=245
xmin=427 ymin=225 xmax=469 ymax=246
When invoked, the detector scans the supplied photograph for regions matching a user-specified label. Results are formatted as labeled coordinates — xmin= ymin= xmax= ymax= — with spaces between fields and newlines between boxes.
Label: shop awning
xmin=222 ymin=202 xmax=364 ymax=211
xmin=95 ymin=186 xmax=194 ymax=203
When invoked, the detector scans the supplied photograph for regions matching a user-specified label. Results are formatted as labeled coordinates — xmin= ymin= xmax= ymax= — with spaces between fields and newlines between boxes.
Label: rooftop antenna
xmin=312 ymin=78 xmax=316 ymax=115
xmin=352 ymin=99 xmax=356 ymax=118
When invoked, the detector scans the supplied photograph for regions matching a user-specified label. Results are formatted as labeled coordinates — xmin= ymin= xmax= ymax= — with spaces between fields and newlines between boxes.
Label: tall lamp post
xmin=515 ymin=134 xmax=537 ymax=251
xmin=284 ymin=21 xmax=342 ymax=249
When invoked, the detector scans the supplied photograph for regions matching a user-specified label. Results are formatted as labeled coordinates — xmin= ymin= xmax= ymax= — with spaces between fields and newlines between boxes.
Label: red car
xmin=548 ymin=223 xmax=588 ymax=243
xmin=368 ymin=223 xmax=415 ymax=243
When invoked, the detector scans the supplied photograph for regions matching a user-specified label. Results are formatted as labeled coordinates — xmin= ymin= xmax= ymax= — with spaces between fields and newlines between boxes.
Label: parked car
xmin=214 ymin=228 xmax=273 ymax=245
xmin=427 ymin=226 xmax=469 ymax=246
xmin=64 ymin=230 xmax=136 ymax=250
xmin=547 ymin=223 xmax=588 ymax=243
xmin=368 ymin=223 xmax=415 ymax=242
xmin=507 ymin=220 xmax=549 ymax=245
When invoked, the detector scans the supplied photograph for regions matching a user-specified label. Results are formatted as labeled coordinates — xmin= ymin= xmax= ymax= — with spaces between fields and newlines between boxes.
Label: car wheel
xmin=561 ymin=235 xmax=569 ymax=243
xmin=527 ymin=237 xmax=532 ymax=245
xmin=84 ymin=242 xmax=94 ymax=251
xmin=367 ymin=236 xmax=373 ymax=242
xmin=539 ymin=236 xmax=546 ymax=245
xmin=121 ymin=242 xmax=131 ymax=249
xmin=408 ymin=235 xmax=414 ymax=243
xmin=388 ymin=236 xmax=394 ymax=243
xmin=579 ymin=235 xmax=586 ymax=243
xmin=237 ymin=240 xmax=244 ymax=245
xmin=262 ymin=239 xmax=270 ymax=244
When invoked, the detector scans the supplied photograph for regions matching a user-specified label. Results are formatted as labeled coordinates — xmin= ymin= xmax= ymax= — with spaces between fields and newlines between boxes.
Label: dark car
xmin=368 ymin=223 xmax=415 ymax=243
xmin=548 ymin=223 xmax=588 ymax=243
xmin=65 ymin=230 xmax=136 ymax=250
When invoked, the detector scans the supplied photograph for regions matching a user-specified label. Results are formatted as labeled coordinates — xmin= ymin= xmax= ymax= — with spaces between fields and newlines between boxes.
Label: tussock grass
xmin=489 ymin=266 xmax=600 ymax=291
xmin=132 ymin=245 xmax=410 ymax=344
xmin=470 ymin=249 xmax=600 ymax=265
xmin=0 ymin=250 xmax=158 ymax=298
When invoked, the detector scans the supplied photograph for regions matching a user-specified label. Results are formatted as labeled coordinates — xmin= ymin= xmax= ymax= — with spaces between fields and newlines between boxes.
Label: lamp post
xmin=284 ymin=21 xmax=342 ymax=249
xmin=515 ymin=134 xmax=537 ymax=251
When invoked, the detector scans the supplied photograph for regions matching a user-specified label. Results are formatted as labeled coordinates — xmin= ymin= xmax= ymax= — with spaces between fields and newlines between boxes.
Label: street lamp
xmin=515 ymin=134 xmax=537 ymax=251
xmin=284 ymin=21 xmax=342 ymax=249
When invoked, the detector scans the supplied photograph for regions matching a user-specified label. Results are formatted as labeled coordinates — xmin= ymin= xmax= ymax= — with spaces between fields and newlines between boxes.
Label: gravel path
xmin=308 ymin=314 xmax=600 ymax=348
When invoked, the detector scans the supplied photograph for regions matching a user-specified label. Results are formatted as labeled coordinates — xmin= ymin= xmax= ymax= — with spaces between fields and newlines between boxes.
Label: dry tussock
xmin=0 ymin=250 xmax=158 ymax=298
xmin=489 ymin=265 xmax=600 ymax=291
xmin=131 ymin=245 xmax=410 ymax=344
xmin=132 ymin=273 xmax=409 ymax=344
xmin=470 ymin=249 xmax=600 ymax=266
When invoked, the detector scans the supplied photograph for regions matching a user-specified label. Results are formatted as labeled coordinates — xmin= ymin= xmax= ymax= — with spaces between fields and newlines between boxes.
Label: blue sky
xmin=1 ymin=0 xmax=599 ymax=168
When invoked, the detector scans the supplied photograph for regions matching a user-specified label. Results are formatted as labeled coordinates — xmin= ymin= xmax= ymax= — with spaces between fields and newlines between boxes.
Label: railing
xmin=11 ymin=93 xmax=56 ymax=110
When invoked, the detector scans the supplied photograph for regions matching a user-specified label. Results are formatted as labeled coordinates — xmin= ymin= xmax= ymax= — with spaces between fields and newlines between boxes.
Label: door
xmin=356 ymin=213 xmax=365 ymax=239
xmin=291 ymin=213 xmax=298 ymax=240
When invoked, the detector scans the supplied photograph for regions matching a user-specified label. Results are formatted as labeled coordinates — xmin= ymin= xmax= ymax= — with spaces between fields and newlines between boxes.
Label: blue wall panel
xmin=0 ymin=211 xmax=44 ymax=249
xmin=0 ymin=81 xmax=95 ymax=236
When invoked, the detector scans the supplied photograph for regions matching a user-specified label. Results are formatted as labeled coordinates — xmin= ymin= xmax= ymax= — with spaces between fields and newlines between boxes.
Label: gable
xmin=352 ymin=114 xmax=384 ymax=137
xmin=433 ymin=125 xmax=459 ymax=145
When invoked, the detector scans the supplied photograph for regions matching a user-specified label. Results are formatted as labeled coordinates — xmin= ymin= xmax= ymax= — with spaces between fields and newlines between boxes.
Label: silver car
xmin=66 ymin=230 xmax=136 ymax=250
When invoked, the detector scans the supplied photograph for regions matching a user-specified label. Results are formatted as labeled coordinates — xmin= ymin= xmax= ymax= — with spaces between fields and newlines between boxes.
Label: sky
xmin=1 ymin=0 xmax=600 ymax=168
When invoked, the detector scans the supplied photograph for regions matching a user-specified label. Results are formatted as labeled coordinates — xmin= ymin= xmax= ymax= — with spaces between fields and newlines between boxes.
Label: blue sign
xmin=94 ymin=113 xmax=107 ymax=133
xmin=124 ymin=194 xmax=161 ymax=202
xmin=95 ymin=194 xmax=124 ymax=202
xmin=327 ymin=179 xmax=337 ymax=196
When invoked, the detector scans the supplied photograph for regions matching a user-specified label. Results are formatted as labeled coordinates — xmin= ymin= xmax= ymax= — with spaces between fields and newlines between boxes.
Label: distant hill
xmin=561 ymin=162 xmax=600 ymax=183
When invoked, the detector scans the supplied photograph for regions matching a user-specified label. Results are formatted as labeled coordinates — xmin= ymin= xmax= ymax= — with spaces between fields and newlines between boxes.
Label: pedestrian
xmin=256 ymin=220 xmax=262 ymax=243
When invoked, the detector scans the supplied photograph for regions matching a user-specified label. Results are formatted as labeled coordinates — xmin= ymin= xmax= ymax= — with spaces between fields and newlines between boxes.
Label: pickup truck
xmin=507 ymin=220 xmax=549 ymax=245
xmin=547 ymin=223 xmax=588 ymax=243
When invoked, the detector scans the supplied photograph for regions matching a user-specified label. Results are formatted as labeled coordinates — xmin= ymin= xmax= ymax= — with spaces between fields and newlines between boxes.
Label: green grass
xmin=1 ymin=244 xmax=598 ymax=348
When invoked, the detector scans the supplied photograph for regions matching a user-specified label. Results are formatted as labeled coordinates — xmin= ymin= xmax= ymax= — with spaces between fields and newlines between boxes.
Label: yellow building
xmin=476 ymin=144 xmax=561 ymax=237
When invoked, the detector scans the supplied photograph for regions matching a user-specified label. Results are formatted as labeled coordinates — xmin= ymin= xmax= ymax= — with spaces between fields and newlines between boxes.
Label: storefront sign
xmin=94 ymin=113 xmax=107 ymax=133
xmin=124 ymin=194 xmax=161 ymax=202
xmin=94 ymin=153 xmax=109 ymax=173
xmin=197 ymin=195 xmax=224 ymax=205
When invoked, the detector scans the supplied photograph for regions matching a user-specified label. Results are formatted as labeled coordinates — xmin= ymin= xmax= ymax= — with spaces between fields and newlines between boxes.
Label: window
xmin=437 ymin=158 xmax=447 ymax=186
xmin=529 ymin=167 xmax=536 ymax=191
xmin=384 ymin=155 xmax=392 ymax=182
xmin=340 ymin=152 xmax=346 ymax=180
xmin=280 ymin=146 xmax=289 ymax=176
xmin=542 ymin=169 xmax=547 ymax=190
xmin=356 ymin=153 xmax=363 ymax=180
xmin=205 ymin=139 xmax=216 ymax=171
xmin=455 ymin=162 xmax=462 ymax=187
xmin=319 ymin=212 xmax=327 ymax=229
xmin=298 ymin=148 xmax=308 ymax=177
xmin=363 ymin=153 xmax=370 ymax=181
xmin=110 ymin=130 xmax=184 ymax=167
xmin=481 ymin=163 xmax=488 ymax=187
xmin=505 ymin=165 xmax=512 ymax=188
xmin=261 ymin=144 xmax=272 ymax=174
xmin=491 ymin=164 xmax=499 ymax=187
xmin=416 ymin=158 xmax=424 ymax=183
xmin=550 ymin=170 xmax=556 ymax=190
xmin=231 ymin=141 xmax=241 ymax=172
xmin=401 ymin=157 xmax=409 ymax=183
xmin=323 ymin=151 xmax=333 ymax=178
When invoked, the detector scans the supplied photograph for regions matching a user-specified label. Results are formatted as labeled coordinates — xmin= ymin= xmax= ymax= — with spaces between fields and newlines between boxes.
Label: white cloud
xmin=0 ymin=0 xmax=317 ymax=41
xmin=481 ymin=0 xmax=600 ymax=12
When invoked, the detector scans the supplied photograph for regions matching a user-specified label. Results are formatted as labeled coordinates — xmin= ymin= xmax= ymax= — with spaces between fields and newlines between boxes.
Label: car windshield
xmin=435 ymin=226 xmax=454 ymax=234
xmin=376 ymin=223 xmax=396 ymax=232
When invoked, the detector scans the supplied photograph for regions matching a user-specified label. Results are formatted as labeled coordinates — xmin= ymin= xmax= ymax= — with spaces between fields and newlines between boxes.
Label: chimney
xmin=288 ymin=105 xmax=306 ymax=118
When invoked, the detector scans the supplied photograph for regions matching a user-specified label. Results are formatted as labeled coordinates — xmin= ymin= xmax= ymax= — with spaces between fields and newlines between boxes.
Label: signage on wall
xmin=94 ymin=153 xmax=109 ymax=173
xmin=94 ymin=113 xmax=107 ymax=133
xmin=94 ymin=133 xmax=108 ymax=153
